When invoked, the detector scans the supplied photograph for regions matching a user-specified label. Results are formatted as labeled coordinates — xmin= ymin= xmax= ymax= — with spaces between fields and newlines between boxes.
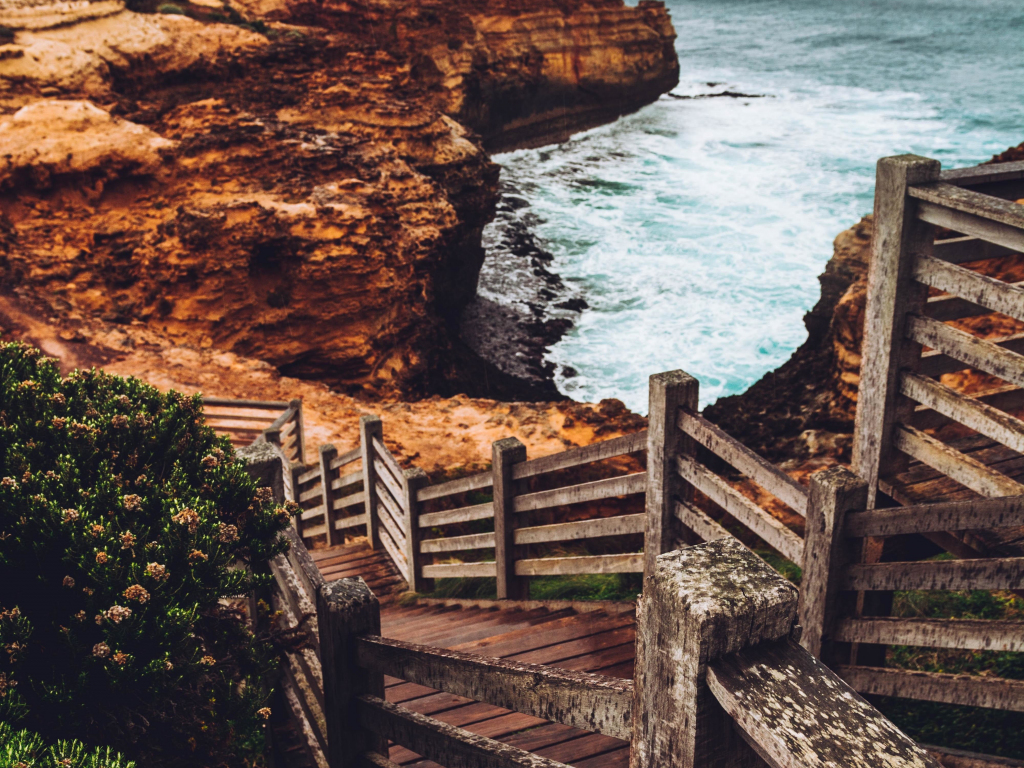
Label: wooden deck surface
xmin=309 ymin=543 xmax=634 ymax=768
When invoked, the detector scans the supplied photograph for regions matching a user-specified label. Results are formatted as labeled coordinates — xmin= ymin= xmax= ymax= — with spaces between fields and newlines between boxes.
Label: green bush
xmin=0 ymin=720 xmax=135 ymax=768
xmin=0 ymin=342 xmax=296 ymax=766
xmin=156 ymin=3 xmax=185 ymax=14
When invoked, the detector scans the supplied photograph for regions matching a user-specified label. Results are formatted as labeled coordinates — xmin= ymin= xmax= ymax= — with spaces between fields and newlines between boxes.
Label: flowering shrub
xmin=0 ymin=342 xmax=296 ymax=766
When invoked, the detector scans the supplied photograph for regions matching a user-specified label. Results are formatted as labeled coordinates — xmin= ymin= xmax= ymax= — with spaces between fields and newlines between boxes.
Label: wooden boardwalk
xmin=309 ymin=544 xmax=636 ymax=768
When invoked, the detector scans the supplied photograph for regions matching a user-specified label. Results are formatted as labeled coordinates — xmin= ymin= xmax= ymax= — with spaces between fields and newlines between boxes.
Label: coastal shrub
xmin=0 ymin=721 xmax=135 ymax=768
xmin=156 ymin=3 xmax=186 ymax=14
xmin=0 ymin=342 xmax=296 ymax=766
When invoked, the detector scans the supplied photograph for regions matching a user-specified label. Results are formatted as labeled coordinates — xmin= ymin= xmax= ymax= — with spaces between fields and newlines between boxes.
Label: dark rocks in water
xmin=666 ymin=90 xmax=770 ymax=100
xmin=556 ymin=298 xmax=589 ymax=311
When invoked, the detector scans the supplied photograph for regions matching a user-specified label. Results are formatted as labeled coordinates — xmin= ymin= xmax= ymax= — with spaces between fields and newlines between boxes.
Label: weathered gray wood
xmin=940 ymin=160 xmax=1024 ymax=186
xmin=297 ymin=464 xmax=322 ymax=486
xmin=418 ymin=502 xmax=495 ymax=529
xmin=676 ymin=455 xmax=804 ymax=564
xmin=923 ymin=744 xmax=1024 ymax=768
xmin=893 ymin=424 xmax=1024 ymax=498
xmin=375 ymin=483 xmax=408 ymax=555
xmin=330 ymin=446 xmax=363 ymax=470
xmin=677 ymin=411 xmax=809 ymax=516
xmin=416 ymin=471 xmax=493 ymax=502
xmin=631 ymin=538 xmax=799 ymax=768
xmin=282 ymin=659 xmax=328 ymax=756
xmin=358 ymin=751 xmax=403 ymax=768
xmin=841 ymin=557 xmax=1024 ymax=591
xmin=834 ymin=617 xmax=1024 ymax=652
xmin=372 ymin=436 xmax=404 ymax=483
xmin=378 ymin=526 xmax=409 ymax=583
xmin=282 ymin=524 xmax=326 ymax=600
xmin=374 ymin=458 xmax=406 ymax=511
xmin=512 ymin=431 xmax=648 ymax=480
xmin=644 ymin=371 xmax=699 ymax=580
xmin=356 ymin=695 xmax=574 ymax=768
xmin=925 ymin=283 xmax=1022 ymax=322
xmin=910 ymin=181 xmax=1024 ymax=229
xmin=514 ymin=553 xmax=644 ymax=576
xmin=420 ymin=531 xmax=496 ymax=554
xmin=299 ymin=485 xmax=324 ymax=504
xmin=290 ymin=398 xmax=306 ymax=465
xmin=512 ymin=472 xmax=647 ymax=513
xmin=334 ymin=491 xmax=366 ymax=512
xmin=917 ymin=198 xmax=1024 ymax=255
xmin=317 ymin=577 xmax=385 ymax=768
xmin=900 ymin=371 xmax=1024 ymax=454
xmin=907 ymin=315 xmax=1024 ymax=387
xmin=402 ymin=467 xmax=429 ymax=594
xmin=205 ymin=411 xmax=282 ymax=424
xmin=853 ymin=155 xmax=940 ymax=508
xmin=336 ymin=513 xmax=368 ymax=530
xmin=319 ymin=445 xmax=339 ymax=547
xmin=203 ymin=395 xmax=291 ymax=408
xmin=798 ymin=467 xmax=868 ymax=660
xmin=513 ymin=514 xmax=646 ymax=545
xmin=912 ymin=385 xmax=1024 ymax=430
xmin=932 ymin=236 xmax=1018 ymax=265
xmin=674 ymin=501 xmax=732 ymax=543
xmin=844 ymin=495 xmax=1024 ymax=537
xmin=360 ymin=416 xmax=383 ymax=551
xmin=331 ymin=471 xmax=362 ymax=492
xmin=917 ymin=331 xmax=1024 ymax=378
xmin=913 ymin=255 xmax=1024 ymax=323
xmin=355 ymin=634 xmax=633 ymax=739
xmin=421 ymin=561 xmax=497 ymax=579
xmin=838 ymin=665 xmax=1024 ymax=712
xmin=707 ymin=640 xmax=941 ymax=768
xmin=494 ymin=438 xmax=527 ymax=601
xmin=300 ymin=504 xmax=327 ymax=522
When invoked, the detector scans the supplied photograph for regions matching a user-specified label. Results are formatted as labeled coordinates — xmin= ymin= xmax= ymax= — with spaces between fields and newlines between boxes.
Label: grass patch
xmin=529 ymin=572 xmax=642 ymax=602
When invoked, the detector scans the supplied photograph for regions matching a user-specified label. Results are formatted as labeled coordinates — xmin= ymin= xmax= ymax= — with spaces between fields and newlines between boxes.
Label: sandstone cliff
xmin=0 ymin=0 xmax=678 ymax=400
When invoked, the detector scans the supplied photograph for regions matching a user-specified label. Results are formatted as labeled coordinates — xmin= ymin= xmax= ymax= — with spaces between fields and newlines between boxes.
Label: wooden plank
xmin=494 ymin=438 xmax=527 ymax=602
xmin=900 ymin=371 xmax=1024 ymax=454
xmin=417 ymin=472 xmax=493 ymax=503
xmin=376 ymin=481 xmax=407 ymax=538
xmin=893 ymin=424 xmax=1024 ymax=498
xmin=360 ymin=416 xmax=383 ymax=551
xmin=834 ymin=617 xmax=1024 ymax=652
xmin=300 ymin=504 xmax=327 ymax=521
xmin=356 ymin=695 xmax=574 ymax=768
xmin=841 ymin=557 xmax=1024 ymax=591
xmin=419 ymin=503 xmax=494 ymax=529
xmin=374 ymin=436 xmax=405 ymax=483
xmin=676 ymin=455 xmax=804 ymax=564
xmin=916 ymin=199 xmax=1024 ymax=254
xmin=512 ymin=432 xmax=648 ymax=481
xmin=707 ymin=640 xmax=941 ymax=768
xmin=204 ymin=412 xmax=278 ymax=423
xmin=402 ymin=468 xmax=430 ymax=595
xmin=421 ymin=532 xmax=496 ymax=554
xmin=926 ymin=280 xmax=1024 ymax=322
xmin=845 ymin=495 xmax=1024 ymax=537
xmin=332 ymin=470 xmax=362 ymax=492
xmin=512 ymin=473 xmax=647 ymax=514
xmin=318 ymin=445 xmax=339 ymax=547
xmin=337 ymin=513 xmax=368 ymax=530
xmin=910 ymin=181 xmax=1024 ymax=231
xmin=299 ymin=484 xmax=324 ymax=504
xmin=913 ymin=255 xmax=1024 ymax=323
xmin=940 ymin=160 xmax=1024 ymax=186
xmin=514 ymin=554 xmax=643 ymax=577
xmin=421 ymin=562 xmax=497 ymax=579
xmin=334 ymin=490 xmax=366 ymax=512
xmin=203 ymin=396 xmax=290 ymax=408
xmin=932 ymin=235 xmax=1019 ymax=265
xmin=376 ymin=488 xmax=408 ymax=552
xmin=330 ymin=446 xmax=363 ymax=470
xmin=917 ymin=330 xmax=1024 ymax=379
xmin=923 ymin=744 xmax=1024 ymax=768
xmin=513 ymin=515 xmax=645 ymax=546
xmin=912 ymin=385 xmax=1024 ymax=430
xmin=356 ymin=635 xmax=633 ymax=739
xmin=677 ymin=411 xmax=809 ymax=515
xmin=376 ymin=458 xmax=406 ymax=510
xmin=673 ymin=501 xmax=732 ymax=543
xmin=379 ymin=527 xmax=409 ymax=583
xmin=296 ymin=465 xmax=322 ymax=486
xmin=838 ymin=665 xmax=1024 ymax=712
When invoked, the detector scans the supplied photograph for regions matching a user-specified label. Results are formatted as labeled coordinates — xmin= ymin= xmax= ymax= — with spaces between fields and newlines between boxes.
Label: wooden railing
xmin=203 ymin=396 xmax=305 ymax=464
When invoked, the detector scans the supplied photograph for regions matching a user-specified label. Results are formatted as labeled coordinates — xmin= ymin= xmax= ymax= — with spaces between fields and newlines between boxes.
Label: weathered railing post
xmin=402 ymin=467 xmax=429 ymax=594
xmin=798 ymin=466 xmax=868 ymax=661
xmin=631 ymin=538 xmax=797 ymax=768
xmin=853 ymin=154 xmax=940 ymax=509
xmin=493 ymin=437 xmax=527 ymax=600
xmin=317 ymin=577 xmax=386 ymax=768
xmin=644 ymin=370 xmax=699 ymax=581
xmin=319 ymin=444 xmax=339 ymax=547
xmin=360 ymin=415 xmax=383 ymax=550
xmin=289 ymin=397 xmax=305 ymax=464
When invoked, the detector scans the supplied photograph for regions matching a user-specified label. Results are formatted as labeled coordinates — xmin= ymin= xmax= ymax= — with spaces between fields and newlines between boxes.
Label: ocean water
xmin=475 ymin=0 xmax=1024 ymax=414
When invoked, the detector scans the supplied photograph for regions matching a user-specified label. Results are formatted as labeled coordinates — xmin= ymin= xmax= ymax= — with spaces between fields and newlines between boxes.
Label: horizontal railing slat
xmin=910 ymin=182 xmax=1024 ymax=231
xmin=356 ymin=695 xmax=574 ymax=768
xmin=513 ymin=514 xmax=645 ymax=546
xmin=931 ymin=235 xmax=1019 ymax=265
xmin=514 ymin=553 xmax=643 ymax=576
xmin=299 ymin=485 xmax=324 ymax=504
xmin=417 ymin=471 xmax=493 ymax=502
xmin=708 ymin=640 xmax=939 ymax=768
xmin=511 ymin=431 xmax=648 ymax=481
xmin=419 ymin=502 xmax=494 ymax=529
xmin=845 ymin=495 xmax=1024 ymax=537
xmin=512 ymin=472 xmax=647 ymax=513
xmin=676 ymin=455 xmax=804 ymax=565
xmin=300 ymin=504 xmax=327 ymax=521
xmin=373 ymin=436 xmax=405 ymax=482
xmin=677 ymin=411 xmax=809 ymax=515
xmin=834 ymin=617 xmax=1024 ymax=652
xmin=841 ymin=557 xmax=1024 ymax=591
xmin=838 ymin=665 xmax=1024 ymax=712
xmin=917 ymin=331 xmax=1024 ymax=378
xmin=330 ymin=446 xmax=363 ymax=470
xmin=906 ymin=315 xmax=1024 ymax=389
xmin=913 ymin=254 xmax=1024 ymax=324
xmin=420 ymin=532 xmax=495 ymax=554
xmin=916 ymin=200 xmax=1024 ymax=255
xmin=355 ymin=635 xmax=633 ymax=739
xmin=674 ymin=501 xmax=732 ymax=544
xmin=375 ymin=483 xmax=408 ymax=551
xmin=375 ymin=458 xmax=406 ymax=508
xmin=893 ymin=424 xmax=1024 ymax=498
xmin=912 ymin=385 xmax=1024 ymax=431
xmin=939 ymin=160 xmax=1024 ymax=186
xmin=421 ymin=561 xmax=496 ymax=579
xmin=900 ymin=371 xmax=1024 ymax=454
xmin=296 ymin=465 xmax=321 ymax=486
xmin=332 ymin=471 xmax=362 ymax=492
xmin=202 ymin=396 xmax=291 ymax=409
xmin=204 ymin=412 xmax=279 ymax=424
xmin=337 ymin=513 xmax=368 ymax=530
xmin=334 ymin=491 xmax=366 ymax=512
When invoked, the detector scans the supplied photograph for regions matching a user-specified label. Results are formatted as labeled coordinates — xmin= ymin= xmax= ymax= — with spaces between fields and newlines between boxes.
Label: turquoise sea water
xmin=480 ymin=0 xmax=1024 ymax=414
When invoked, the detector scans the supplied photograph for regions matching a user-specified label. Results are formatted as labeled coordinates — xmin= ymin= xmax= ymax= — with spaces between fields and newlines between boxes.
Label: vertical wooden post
xmin=493 ymin=437 xmax=527 ymax=600
xmin=290 ymin=462 xmax=303 ymax=532
xmin=360 ymin=415 xmax=383 ymax=550
xmin=290 ymin=398 xmax=305 ymax=465
xmin=319 ymin=444 xmax=339 ymax=548
xmin=317 ymin=577 xmax=386 ymax=768
xmin=631 ymin=538 xmax=797 ymax=768
xmin=798 ymin=466 xmax=868 ymax=661
xmin=644 ymin=370 xmax=699 ymax=581
xmin=853 ymin=154 xmax=940 ymax=509
xmin=402 ymin=467 xmax=429 ymax=594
